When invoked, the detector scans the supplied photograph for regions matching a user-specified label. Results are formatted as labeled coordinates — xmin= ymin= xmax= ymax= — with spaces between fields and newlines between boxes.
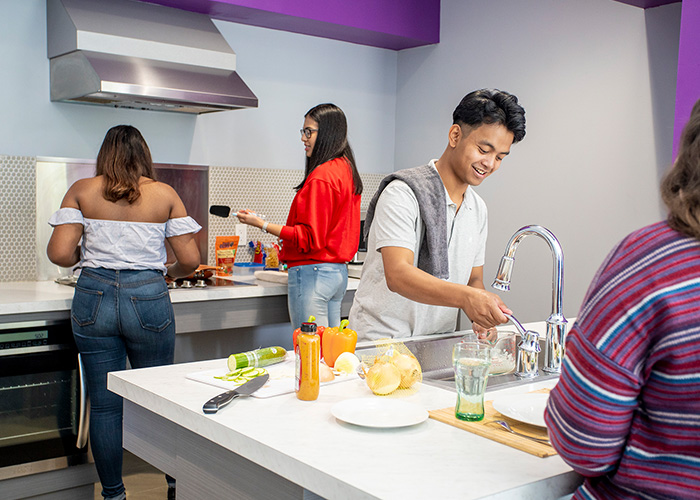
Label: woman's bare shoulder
xmin=62 ymin=176 xmax=101 ymax=207
xmin=143 ymin=179 xmax=179 ymax=200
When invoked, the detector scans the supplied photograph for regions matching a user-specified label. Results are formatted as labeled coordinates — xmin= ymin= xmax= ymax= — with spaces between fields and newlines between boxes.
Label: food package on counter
xmin=360 ymin=340 xmax=422 ymax=396
xmin=215 ymin=236 xmax=240 ymax=275
xmin=264 ymin=242 xmax=280 ymax=270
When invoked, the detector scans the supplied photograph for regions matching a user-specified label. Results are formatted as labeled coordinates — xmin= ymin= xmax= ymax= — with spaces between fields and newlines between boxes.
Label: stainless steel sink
xmin=355 ymin=331 xmax=558 ymax=392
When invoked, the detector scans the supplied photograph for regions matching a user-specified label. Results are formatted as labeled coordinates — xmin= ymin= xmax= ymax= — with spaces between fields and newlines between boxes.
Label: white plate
xmin=492 ymin=393 xmax=549 ymax=428
xmin=331 ymin=398 xmax=429 ymax=429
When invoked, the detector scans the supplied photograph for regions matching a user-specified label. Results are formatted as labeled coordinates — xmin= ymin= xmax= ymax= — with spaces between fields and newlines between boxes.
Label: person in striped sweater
xmin=545 ymin=99 xmax=700 ymax=500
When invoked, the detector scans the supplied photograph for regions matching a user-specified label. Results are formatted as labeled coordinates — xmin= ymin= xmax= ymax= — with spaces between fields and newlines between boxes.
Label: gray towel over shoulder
xmin=364 ymin=164 xmax=449 ymax=279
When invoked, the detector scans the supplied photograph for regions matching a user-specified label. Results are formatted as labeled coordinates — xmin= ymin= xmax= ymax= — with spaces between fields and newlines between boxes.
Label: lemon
xmin=334 ymin=352 xmax=360 ymax=375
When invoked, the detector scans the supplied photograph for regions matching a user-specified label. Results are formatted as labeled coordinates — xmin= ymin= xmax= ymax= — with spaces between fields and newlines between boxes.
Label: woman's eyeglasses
xmin=300 ymin=128 xmax=318 ymax=139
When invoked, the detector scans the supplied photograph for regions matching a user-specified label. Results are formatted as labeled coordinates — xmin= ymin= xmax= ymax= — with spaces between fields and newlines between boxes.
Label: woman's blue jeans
xmin=287 ymin=263 xmax=348 ymax=329
xmin=71 ymin=268 xmax=175 ymax=500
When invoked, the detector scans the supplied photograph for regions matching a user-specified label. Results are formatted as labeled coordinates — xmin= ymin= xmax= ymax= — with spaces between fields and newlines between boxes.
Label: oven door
xmin=0 ymin=320 xmax=90 ymax=479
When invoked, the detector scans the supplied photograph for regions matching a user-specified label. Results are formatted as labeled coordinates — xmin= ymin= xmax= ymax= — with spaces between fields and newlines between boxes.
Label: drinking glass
xmin=452 ymin=341 xmax=492 ymax=421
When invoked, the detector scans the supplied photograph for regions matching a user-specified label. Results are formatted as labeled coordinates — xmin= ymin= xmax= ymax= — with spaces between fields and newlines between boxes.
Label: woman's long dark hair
xmin=96 ymin=125 xmax=156 ymax=203
xmin=295 ymin=103 xmax=362 ymax=195
xmin=662 ymin=99 xmax=700 ymax=239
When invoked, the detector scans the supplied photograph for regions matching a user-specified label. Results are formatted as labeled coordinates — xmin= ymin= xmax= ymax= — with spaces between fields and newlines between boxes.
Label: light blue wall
xmin=195 ymin=20 xmax=397 ymax=171
xmin=0 ymin=1 xmax=196 ymax=163
xmin=0 ymin=1 xmax=397 ymax=172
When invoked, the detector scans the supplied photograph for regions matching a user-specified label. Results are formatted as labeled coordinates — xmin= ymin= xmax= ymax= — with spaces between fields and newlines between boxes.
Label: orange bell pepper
xmin=322 ymin=319 xmax=357 ymax=368
xmin=293 ymin=316 xmax=325 ymax=358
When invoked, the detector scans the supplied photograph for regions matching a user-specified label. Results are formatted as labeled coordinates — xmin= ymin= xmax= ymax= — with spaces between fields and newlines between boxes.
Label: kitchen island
xmin=108 ymin=333 xmax=582 ymax=500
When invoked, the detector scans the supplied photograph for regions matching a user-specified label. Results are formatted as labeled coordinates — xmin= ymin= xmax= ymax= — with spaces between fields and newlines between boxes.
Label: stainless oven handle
xmin=77 ymin=353 xmax=90 ymax=449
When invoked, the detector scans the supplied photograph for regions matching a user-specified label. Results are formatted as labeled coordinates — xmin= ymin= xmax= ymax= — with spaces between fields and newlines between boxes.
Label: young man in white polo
xmin=350 ymin=89 xmax=526 ymax=341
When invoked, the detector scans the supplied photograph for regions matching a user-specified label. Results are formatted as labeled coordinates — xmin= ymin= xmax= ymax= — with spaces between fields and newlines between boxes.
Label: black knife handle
xmin=203 ymin=391 xmax=239 ymax=414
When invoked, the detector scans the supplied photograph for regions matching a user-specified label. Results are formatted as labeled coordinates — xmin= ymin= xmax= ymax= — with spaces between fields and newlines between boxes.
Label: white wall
xmin=0 ymin=1 xmax=397 ymax=172
xmin=395 ymin=0 xmax=681 ymax=323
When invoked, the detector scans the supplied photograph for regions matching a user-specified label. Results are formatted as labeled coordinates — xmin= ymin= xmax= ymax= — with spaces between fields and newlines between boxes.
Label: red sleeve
xmin=279 ymin=178 xmax=338 ymax=254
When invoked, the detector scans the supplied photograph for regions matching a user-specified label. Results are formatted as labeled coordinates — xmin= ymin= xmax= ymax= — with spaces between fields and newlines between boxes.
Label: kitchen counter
xmin=108 ymin=327 xmax=582 ymax=500
xmin=0 ymin=278 xmax=360 ymax=331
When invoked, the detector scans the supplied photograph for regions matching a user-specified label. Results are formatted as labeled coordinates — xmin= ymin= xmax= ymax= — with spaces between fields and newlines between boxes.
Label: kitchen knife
xmin=203 ymin=373 xmax=269 ymax=414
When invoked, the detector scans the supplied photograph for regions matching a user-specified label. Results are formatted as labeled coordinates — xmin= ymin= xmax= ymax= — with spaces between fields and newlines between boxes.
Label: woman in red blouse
xmin=237 ymin=103 xmax=362 ymax=329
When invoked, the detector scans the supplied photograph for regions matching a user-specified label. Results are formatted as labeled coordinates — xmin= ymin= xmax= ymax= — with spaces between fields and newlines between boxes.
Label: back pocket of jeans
xmin=71 ymin=286 xmax=103 ymax=327
xmin=131 ymin=291 xmax=173 ymax=332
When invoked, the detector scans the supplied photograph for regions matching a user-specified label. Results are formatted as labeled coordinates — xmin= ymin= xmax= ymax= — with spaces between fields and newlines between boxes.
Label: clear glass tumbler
xmin=453 ymin=341 xmax=492 ymax=421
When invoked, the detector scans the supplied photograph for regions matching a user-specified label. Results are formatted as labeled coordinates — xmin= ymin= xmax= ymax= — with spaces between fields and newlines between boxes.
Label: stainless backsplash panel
xmin=0 ymin=156 xmax=36 ymax=281
xmin=35 ymin=157 xmax=208 ymax=281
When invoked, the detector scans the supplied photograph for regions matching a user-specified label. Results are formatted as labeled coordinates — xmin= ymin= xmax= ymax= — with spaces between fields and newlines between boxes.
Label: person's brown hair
xmin=661 ymin=99 xmax=700 ymax=239
xmin=95 ymin=125 xmax=156 ymax=203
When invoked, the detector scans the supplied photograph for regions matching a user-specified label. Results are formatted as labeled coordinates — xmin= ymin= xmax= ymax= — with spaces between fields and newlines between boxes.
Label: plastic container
xmin=232 ymin=262 xmax=265 ymax=276
xmin=489 ymin=332 xmax=517 ymax=375
xmin=295 ymin=322 xmax=320 ymax=401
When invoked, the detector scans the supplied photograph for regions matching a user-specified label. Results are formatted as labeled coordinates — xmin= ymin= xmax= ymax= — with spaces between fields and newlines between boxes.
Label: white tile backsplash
xmin=1 ymin=156 xmax=37 ymax=281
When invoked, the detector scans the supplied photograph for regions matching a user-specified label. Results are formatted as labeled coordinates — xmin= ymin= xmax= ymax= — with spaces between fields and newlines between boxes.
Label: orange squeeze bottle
xmin=295 ymin=322 xmax=320 ymax=401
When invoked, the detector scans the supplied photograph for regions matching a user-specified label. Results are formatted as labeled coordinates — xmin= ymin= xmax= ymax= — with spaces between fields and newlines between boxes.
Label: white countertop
xmin=0 ymin=278 xmax=360 ymax=318
xmin=108 ymin=324 xmax=579 ymax=500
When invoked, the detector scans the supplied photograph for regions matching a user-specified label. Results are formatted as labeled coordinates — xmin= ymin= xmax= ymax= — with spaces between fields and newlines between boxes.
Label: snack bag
xmin=216 ymin=236 xmax=240 ymax=275
xmin=264 ymin=243 xmax=280 ymax=270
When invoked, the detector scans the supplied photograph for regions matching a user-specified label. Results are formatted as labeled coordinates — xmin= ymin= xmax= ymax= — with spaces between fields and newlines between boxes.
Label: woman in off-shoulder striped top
xmin=47 ymin=125 xmax=200 ymax=500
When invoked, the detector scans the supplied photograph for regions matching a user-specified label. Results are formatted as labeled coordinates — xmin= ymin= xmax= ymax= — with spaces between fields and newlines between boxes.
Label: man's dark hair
xmin=453 ymin=89 xmax=526 ymax=143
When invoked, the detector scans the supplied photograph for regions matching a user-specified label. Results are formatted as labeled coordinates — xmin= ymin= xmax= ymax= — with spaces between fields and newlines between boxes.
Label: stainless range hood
xmin=47 ymin=0 xmax=258 ymax=114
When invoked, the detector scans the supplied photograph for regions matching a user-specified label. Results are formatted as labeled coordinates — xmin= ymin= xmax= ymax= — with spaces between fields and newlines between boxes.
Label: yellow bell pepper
xmin=322 ymin=319 xmax=357 ymax=368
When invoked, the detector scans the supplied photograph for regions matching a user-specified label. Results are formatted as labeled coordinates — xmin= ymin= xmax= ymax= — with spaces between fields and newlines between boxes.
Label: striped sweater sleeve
xmin=545 ymin=222 xmax=700 ymax=499
xmin=545 ymin=329 xmax=642 ymax=475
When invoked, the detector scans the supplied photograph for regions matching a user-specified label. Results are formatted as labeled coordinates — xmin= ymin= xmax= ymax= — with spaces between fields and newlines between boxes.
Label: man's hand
xmin=472 ymin=322 xmax=499 ymax=343
xmin=461 ymin=288 xmax=511 ymax=330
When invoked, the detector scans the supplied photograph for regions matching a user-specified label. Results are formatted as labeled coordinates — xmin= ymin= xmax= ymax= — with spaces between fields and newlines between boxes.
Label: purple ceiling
xmin=613 ymin=0 xmax=681 ymax=7
xmin=138 ymin=0 xmax=440 ymax=50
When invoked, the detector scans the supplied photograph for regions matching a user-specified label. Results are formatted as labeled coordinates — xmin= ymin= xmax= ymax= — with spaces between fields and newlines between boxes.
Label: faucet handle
xmin=515 ymin=329 xmax=540 ymax=378
xmin=518 ymin=330 xmax=541 ymax=353
xmin=504 ymin=314 xmax=527 ymax=337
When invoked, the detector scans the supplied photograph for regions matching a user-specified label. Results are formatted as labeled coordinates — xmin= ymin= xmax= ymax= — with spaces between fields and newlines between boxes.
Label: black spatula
xmin=209 ymin=205 xmax=231 ymax=218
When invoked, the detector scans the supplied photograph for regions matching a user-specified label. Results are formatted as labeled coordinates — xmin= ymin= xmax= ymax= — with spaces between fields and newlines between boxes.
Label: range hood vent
xmin=47 ymin=0 xmax=258 ymax=114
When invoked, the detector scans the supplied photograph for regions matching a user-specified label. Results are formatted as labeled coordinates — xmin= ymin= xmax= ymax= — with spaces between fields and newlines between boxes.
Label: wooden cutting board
xmin=429 ymin=389 xmax=556 ymax=458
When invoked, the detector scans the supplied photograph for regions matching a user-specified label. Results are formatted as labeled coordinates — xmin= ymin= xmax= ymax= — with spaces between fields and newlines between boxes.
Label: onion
xmin=365 ymin=362 xmax=401 ymax=395
xmin=319 ymin=362 xmax=335 ymax=382
xmin=392 ymin=353 xmax=421 ymax=388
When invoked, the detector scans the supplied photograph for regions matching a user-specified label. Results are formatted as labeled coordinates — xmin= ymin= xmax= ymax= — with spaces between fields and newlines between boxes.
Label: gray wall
xmin=395 ymin=0 xmax=681 ymax=323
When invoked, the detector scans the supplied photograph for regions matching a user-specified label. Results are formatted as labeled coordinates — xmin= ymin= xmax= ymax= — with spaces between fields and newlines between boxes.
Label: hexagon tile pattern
xmin=208 ymin=166 xmax=384 ymax=265
xmin=0 ymin=156 xmax=37 ymax=281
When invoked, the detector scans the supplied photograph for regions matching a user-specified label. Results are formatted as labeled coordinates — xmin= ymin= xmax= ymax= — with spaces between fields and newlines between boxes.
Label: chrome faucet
xmin=492 ymin=225 xmax=567 ymax=374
